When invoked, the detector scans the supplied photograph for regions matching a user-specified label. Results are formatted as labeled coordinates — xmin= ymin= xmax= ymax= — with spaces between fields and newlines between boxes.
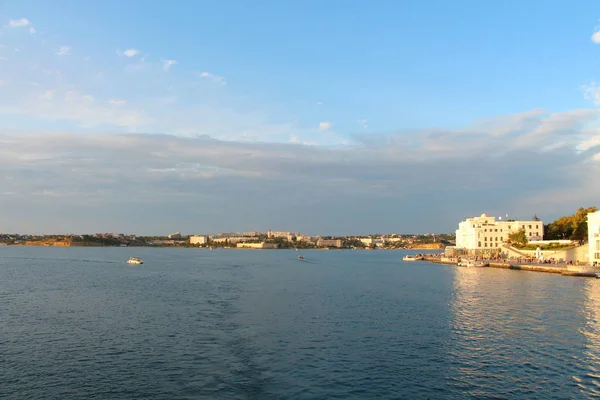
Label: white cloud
xmin=161 ymin=59 xmax=177 ymax=71
xmin=56 ymin=46 xmax=70 ymax=56
xmin=120 ymin=49 xmax=140 ymax=57
xmin=582 ymin=82 xmax=600 ymax=105
xmin=29 ymin=27 xmax=36 ymax=34
xmin=39 ymin=90 xmax=54 ymax=101
xmin=108 ymin=99 xmax=126 ymax=106
xmin=8 ymin=18 xmax=31 ymax=28
xmin=319 ymin=121 xmax=332 ymax=131
xmin=592 ymin=31 xmax=600 ymax=44
xmin=199 ymin=71 xmax=226 ymax=85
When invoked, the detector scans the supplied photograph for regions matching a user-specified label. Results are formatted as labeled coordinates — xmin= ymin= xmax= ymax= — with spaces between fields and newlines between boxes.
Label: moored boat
xmin=127 ymin=257 xmax=143 ymax=265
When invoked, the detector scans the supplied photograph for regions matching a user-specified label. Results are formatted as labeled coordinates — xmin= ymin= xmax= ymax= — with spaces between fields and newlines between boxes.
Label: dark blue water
xmin=1 ymin=247 xmax=600 ymax=399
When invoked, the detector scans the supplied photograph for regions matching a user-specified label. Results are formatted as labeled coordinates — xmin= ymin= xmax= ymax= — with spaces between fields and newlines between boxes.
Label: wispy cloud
xmin=319 ymin=121 xmax=332 ymax=131
xmin=161 ymin=59 xmax=177 ymax=71
xmin=592 ymin=31 xmax=600 ymax=44
xmin=56 ymin=46 xmax=70 ymax=56
xmin=39 ymin=90 xmax=54 ymax=101
xmin=108 ymin=99 xmax=126 ymax=106
xmin=8 ymin=18 xmax=31 ymax=28
xmin=119 ymin=49 xmax=140 ymax=57
xmin=199 ymin=71 xmax=226 ymax=85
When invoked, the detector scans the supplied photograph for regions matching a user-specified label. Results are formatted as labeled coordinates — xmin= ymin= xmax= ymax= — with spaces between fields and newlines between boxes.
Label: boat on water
xmin=127 ymin=257 xmax=143 ymax=265
xmin=457 ymin=259 xmax=488 ymax=267
xmin=403 ymin=255 xmax=422 ymax=261
xmin=298 ymin=255 xmax=304 ymax=260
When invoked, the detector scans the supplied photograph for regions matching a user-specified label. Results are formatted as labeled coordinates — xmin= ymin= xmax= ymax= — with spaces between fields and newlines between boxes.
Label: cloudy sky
xmin=0 ymin=0 xmax=599 ymax=235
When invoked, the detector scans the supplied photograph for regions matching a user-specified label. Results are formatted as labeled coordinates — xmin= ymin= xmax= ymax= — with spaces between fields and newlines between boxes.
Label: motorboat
xmin=127 ymin=257 xmax=143 ymax=265
xmin=403 ymin=255 xmax=422 ymax=261
xmin=458 ymin=259 xmax=487 ymax=267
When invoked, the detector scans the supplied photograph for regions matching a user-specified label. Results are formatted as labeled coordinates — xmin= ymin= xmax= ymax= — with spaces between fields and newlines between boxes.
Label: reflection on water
xmin=577 ymin=280 xmax=600 ymax=397
xmin=449 ymin=267 xmax=600 ymax=399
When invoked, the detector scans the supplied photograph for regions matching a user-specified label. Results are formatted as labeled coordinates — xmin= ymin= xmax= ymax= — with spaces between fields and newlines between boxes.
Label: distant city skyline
xmin=1 ymin=1 xmax=599 ymax=234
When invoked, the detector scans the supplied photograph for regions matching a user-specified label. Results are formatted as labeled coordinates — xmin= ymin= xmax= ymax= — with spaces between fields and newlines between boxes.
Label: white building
xmin=455 ymin=213 xmax=543 ymax=251
xmin=267 ymin=230 xmax=299 ymax=239
xmin=359 ymin=238 xmax=385 ymax=247
xmin=189 ymin=235 xmax=208 ymax=245
xmin=588 ymin=210 xmax=600 ymax=266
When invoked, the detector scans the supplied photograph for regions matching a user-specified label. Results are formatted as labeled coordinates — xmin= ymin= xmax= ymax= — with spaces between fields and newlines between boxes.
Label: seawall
xmin=423 ymin=257 xmax=598 ymax=278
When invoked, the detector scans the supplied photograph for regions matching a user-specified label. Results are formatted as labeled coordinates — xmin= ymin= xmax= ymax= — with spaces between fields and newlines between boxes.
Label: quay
xmin=422 ymin=256 xmax=599 ymax=278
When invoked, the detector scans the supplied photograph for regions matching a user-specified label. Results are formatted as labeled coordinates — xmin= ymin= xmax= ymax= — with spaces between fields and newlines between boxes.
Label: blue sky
xmin=0 ymin=1 xmax=600 ymax=235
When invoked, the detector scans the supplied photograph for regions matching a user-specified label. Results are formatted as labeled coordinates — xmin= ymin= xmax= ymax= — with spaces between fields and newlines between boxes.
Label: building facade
xmin=236 ymin=242 xmax=279 ymax=249
xmin=317 ymin=239 xmax=343 ymax=248
xmin=189 ymin=235 xmax=208 ymax=245
xmin=588 ymin=210 xmax=600 ymax=266
xmin=455 ymin=213 xmax=543 ymax=251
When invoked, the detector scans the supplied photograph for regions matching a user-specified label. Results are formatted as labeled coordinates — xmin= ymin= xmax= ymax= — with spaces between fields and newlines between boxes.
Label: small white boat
xmin=403 ymin=255 xmax=421 ymax=261
xmin=127 ymin=257 xmax=143 ymax=265
xmin=458 ymin=259 xmax=487 ymax=267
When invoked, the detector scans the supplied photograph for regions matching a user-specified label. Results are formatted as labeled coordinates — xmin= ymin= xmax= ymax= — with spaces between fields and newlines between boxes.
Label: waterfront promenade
xmin=422 ymin=255 xmax=598 ymax=277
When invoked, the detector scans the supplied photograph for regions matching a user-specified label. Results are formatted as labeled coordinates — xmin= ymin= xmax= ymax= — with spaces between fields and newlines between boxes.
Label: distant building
xmin=455 ymin=213 xmax=543 ymax=251
xmin=243 ymin=231 xmax=263 ymax=237
xmin=212 ymin=237 xmax=256 ymax=244
xmin=267 ymin=230 xmax=299 ymax=239
xmin=359 ymin=238 xmax=385 ymax=247
xmin=236 ymin=242 xmax=279 ymax=249
xmin=317 ymin=239 xmax=343 ymax=248
xmin=189 ymin=235 xmax=208 ymax=245
xmin=168 ymin=232 xmax=182 ymax=239
xmin=588 ymin=210 xmax=600 ymax=265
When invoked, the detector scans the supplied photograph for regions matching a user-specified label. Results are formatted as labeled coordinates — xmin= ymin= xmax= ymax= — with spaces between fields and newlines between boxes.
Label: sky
xmin=0 ymin=0 xmax=600 ymax=235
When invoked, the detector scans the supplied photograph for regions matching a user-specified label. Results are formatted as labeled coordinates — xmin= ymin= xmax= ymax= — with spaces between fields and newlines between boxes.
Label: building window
xmin=495 ymin=237 xmax=498 ymax=241
xmin=529 ymin=225 xmax=532 ymax=229
xmin=478 ymin=241 xmax=481 ymax=247
xmin=508 ymin=226 xmax=511 ymax=230
xmin=484 ymin=237 xmax=487 ymax=241
xmin=529 ymin=232 xmax=532 ymax=236
xmin=495 ymin=229 xmax=498 ymax=232
xmin=485 ymin=229 xmax=487 ymax=232
xmin=484 ymin=243 xmax=487 ymax=247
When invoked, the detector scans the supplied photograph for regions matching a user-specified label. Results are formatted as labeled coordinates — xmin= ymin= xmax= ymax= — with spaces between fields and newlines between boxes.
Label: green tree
xmin=545 ymin=206 xmax=597 ymax=241
xmin=508 ymin=228 xmax=528 ymax=246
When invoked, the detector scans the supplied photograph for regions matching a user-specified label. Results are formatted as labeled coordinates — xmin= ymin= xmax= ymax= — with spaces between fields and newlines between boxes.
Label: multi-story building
xmin=189 ymin=235 xmax=208 ymax=245
xmin=588 ymin=210 xmax=600 ymax=266
xmin=168 ymin=232 xmax=182 ymax=239
xmin=267 ymin=230 xmax=299 ymax=239
xmin=317 ymin=239 xmax=343 ymax=248
xmin=359 ymin=238 xmax=385 ymax=247
xmin=455 ymin=213 xmax=543 ymax=251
